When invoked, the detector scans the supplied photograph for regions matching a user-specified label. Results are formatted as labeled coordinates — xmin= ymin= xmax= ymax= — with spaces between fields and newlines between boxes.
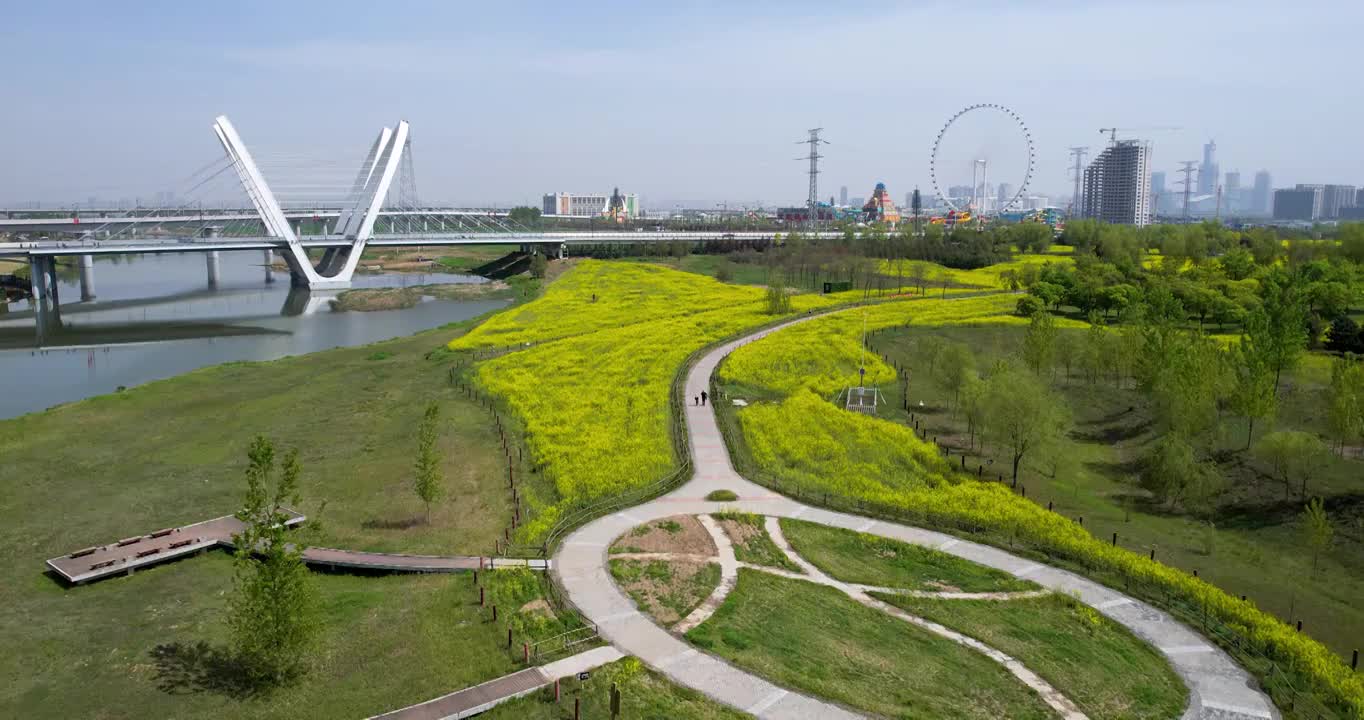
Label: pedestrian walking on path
xmin=700 ymin=391 xmax=708 ymax=406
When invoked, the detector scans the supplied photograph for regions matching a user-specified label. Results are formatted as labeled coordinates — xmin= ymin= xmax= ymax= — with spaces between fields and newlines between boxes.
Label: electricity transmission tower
xmin=1067 ymin=146 xmax=1088 ymax=217
xmin=1175 ymin=160 xmax=1198 ymax=221
xmin=795 ymin=128 xmax=829 ymax=229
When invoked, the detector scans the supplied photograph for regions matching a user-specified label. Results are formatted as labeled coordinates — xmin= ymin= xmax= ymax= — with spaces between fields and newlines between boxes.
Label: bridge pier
xmin=78 ymin=255 xmax=96 ymax=301
xmin=558 ymin=243 xmax=566 ymax=260
xmin=28 ymin=257 xmax=48 ymax=302
xmin=263 ymin=249 xmax=276 ymax=284
xmin=206 ymin=252 xmax=221 ymax=288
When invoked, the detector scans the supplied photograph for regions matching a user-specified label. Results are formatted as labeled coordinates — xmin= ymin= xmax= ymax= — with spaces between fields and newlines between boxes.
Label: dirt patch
xmin=610 ymin=515 xmax=716 ymax=556
xmin=924 ymin=580 xmax=963 ymax=593
xmin=719 ymin=518 xmax=761 ymax=548
xmin=610 ymin=558 xmax=719 ymax=627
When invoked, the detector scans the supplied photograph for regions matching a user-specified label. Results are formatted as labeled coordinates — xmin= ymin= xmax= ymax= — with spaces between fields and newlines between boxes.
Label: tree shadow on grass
xmin=361 ymin=516 xmax=425 ymax=531
xmin=149 ymin=641 xmax=262 ymax=700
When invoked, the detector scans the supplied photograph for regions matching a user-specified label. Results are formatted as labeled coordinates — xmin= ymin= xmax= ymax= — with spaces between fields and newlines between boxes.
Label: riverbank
xmin=332 ymin=281 xmax=512 ymax=311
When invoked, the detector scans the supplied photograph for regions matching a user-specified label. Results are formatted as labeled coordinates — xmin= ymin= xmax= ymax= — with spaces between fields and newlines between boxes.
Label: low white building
xmin=543 ymin=191 xmax=639 ymax=218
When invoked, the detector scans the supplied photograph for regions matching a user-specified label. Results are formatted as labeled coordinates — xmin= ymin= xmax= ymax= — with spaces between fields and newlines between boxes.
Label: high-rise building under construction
xmin=1082 ymin=140 xmax=1152 ymax=226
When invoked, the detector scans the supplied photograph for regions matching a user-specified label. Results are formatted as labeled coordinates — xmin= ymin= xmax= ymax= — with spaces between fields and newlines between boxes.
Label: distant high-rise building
xmin=1320 ymin=185 xmax=1357 ymax=219
xmin=1357 ymin=188 xmax=1364 ymax=207
xmin=1275 ymin=186 xmax=1322 ymax=221
xmin=1224 ymin=171 xmax=1241 ymax=213
xmin=1198 ymin=140 xmax=1219 ymax=195
xmin=905 ymin=192 xmax=913 ymax=209
xmin=997 ymin=182 xmax=1012 ymax=209
xmin=1252 ymin=171 xmax=1272 ymax=215
xmin=848 ymin=196 xmax=865 ymax=208
xmin=946 ymin=185 xmax=973 ymax=203
xmin=839 ymin=185 xmax=848 ymax=206
xmin=1150 ymin=171 xmax=1166 ymax=215
xmin=1082 ymin=140 xmax=1151 ymax=226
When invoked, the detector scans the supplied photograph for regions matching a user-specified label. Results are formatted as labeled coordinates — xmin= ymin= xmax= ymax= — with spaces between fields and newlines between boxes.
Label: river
xmin=0 ymin=252 xmax=508 ymax=419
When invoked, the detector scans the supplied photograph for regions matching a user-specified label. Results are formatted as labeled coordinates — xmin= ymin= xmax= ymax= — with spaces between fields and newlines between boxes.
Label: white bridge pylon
xmin=212 ymin=115 xmax=409 ymax=288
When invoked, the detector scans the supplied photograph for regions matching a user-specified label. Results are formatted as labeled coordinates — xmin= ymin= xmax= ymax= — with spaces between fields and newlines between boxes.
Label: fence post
xmin=1111 ymin=532 xmax=1117 ymax=546
xmin=480 ymin=586 xmax=485 ymax=606
xmin=1148 ymin=548 xmax=1155 ymax=561
xmin=493 ymin=605 xmax=498 ymax=621
xmin=508 ymin=627 xmax=513 ymax=649
xmin=555 ymin=678 xmax=561 ymax=701
xmin=1352 ymin=649 xmax=1358 ymax=671
xmin=1296 ymin=620 xmax=1302 ymax=632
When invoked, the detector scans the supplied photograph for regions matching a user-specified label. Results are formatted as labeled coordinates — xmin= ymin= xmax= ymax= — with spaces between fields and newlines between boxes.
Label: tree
xmin=1302 ymin=498 xmax=1334 ymax=578
xmin=414 ymin=402 xmax=444 ymax=523
xmin=1326 ymin=357 xmax=1364 ymax=454
xmin=1228 ymin=339 xmax=1277 ymax=449
xmin=940 ymin=343 xmax=976 ymax=411
xmin=983 ymin=368 xmax=1070 ymax=484
xmin=1021 ymin=310 xmax=1057 ymax=376
xmin=529 ymin=253 xmax=549 ymax=279
xmin=1325 ymin=316 xmax=1364 ymax=354
xmin=1253 ymin=431 xmax=1328 ymax=499
xmin=1015 ymin=295 xmax=1042 ymax=317
xmin=1247 ymin=275 xmax=1308 ymax=391
xmin=960 ymin=373 xmax=987 ymax=449
xmin=229 ymin=436 xmax=319 ymax=685
xmin=764 ymin=283 xmax=793 ymax=314
xmin=507 ymin=206 xmax=542 ymax=227
xmin=1140 ymin=433 xmax=1223 ymax=515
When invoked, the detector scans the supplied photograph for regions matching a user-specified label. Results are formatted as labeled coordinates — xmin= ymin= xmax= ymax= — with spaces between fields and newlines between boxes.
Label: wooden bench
xmin=116 ymin=536 xmax=142 ymax=547
xmin=135 ymin=548 xmax=160 ymax=559
xmin=168 ymin=538 xmax=195 ymax=550
xmin=68 ymin=546 xmax=99 ymax=559
xmin=90 ymin=559 xmax=118 ymax=570
xmin=149 ymin=528 xmax=176 ymax=539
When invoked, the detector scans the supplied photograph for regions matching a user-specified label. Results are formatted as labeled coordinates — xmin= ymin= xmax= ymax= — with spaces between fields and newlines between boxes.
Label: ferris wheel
xmin=930 ymin=103 xmax=1035 ymax=216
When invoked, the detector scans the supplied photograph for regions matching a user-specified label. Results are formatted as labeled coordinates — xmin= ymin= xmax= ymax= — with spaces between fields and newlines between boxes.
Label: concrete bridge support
xmin=206 ymin=252 xmax=221 ymax=288
xmin=28 ymin=257 xmax=49 ymax=302
xmin=263 ymin=249 xmax=276 ymax=284
xmin=78 ymin=255 xmax=95 ymax=301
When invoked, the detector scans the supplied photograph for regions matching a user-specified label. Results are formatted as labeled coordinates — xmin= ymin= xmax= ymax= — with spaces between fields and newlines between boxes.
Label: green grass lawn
xmin=869 ymin=323 xmax=1364 ymax=657
xmin=0 ymin=317 xmax=572 ymax=718
xmin=780 ymin=518 xmax=1038 ymax=592
xmin=609 ymin=558 xmax=721 ymax=627
xmin=479 ymin=656 xmax=748 ymax=719
xmin=686 ymin=569 xmax=1055 ymax=719
xmin=1 ymin=554 xmax=564 ymax=719
xmin=875 ymin=592 xmax=1188 ymax=720
xmin=712 ymin=512 xmax=801 ymax=572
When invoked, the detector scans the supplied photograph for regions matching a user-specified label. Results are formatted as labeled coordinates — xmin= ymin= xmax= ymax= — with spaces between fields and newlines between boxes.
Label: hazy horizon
xmin=2 ymin=0 xmax=1359 ymax=210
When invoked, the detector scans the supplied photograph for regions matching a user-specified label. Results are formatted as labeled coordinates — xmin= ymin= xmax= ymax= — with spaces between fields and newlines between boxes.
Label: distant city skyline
xmin=1 ymin=1 xmax=1361 ymax=210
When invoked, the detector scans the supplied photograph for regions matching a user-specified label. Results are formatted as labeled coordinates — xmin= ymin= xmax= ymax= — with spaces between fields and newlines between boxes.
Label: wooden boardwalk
xmin=369 ymin=646 xmax=623 ymax=720
xmin=47 ymin=512 xmax=547 ymax=585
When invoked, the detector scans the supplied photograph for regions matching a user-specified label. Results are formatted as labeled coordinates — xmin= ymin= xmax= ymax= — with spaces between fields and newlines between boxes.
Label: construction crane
xmin=1098 ymin=126 xmax=1182 ymax=145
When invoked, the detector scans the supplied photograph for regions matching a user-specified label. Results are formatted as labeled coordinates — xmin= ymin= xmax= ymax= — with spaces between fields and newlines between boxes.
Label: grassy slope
xmin=686 ymin=569 xmax=1054 ymax=719
xmin=872 ymin=323 xmax=1364 ymax=658
xmin=479 ymin=656 xmax=749 ymax=720
xmin=780 ymin=518 xmax=1037 ymax=592
xmin=877 ymin=592 xmax=1188 ymax=720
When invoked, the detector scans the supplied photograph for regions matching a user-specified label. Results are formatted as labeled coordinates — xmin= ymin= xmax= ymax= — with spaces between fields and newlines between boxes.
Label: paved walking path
xmin=554 ymin=314 xmax=1281 ymax=720
xmin=369 ymin=646 xmax=623 ymax=720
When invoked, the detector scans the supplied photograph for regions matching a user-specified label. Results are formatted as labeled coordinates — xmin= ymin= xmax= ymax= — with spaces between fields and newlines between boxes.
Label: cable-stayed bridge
xmin=1 ymin=115 xmax=831 ymax=300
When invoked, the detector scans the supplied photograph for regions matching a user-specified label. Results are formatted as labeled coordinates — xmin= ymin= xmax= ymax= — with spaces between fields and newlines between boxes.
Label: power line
xmin=795 ymin=128 xmax=828 ymax=230
xmin=1067 ymin=146 xmax=1088 ymax=217
xmin=1175 ymin=160 xmax=1198 ymax=221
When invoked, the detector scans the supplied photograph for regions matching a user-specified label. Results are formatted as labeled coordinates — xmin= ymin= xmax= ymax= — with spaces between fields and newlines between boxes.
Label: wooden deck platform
xmin=45 ymin=512 xmax=305 ymax=584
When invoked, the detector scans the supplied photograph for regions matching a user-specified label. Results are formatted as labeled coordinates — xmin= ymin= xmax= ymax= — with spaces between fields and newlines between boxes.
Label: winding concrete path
xmin=553 ymin=315 xmax=1281 ymax=720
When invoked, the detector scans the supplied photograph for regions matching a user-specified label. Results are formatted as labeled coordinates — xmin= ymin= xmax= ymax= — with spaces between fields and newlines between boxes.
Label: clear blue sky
xmin=2 ymin=0 xmax=1358 ymax=208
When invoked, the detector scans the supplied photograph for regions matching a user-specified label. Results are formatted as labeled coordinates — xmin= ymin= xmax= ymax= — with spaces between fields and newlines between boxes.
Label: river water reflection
xmin=0 ymin=252 xmax=507 ymax=419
